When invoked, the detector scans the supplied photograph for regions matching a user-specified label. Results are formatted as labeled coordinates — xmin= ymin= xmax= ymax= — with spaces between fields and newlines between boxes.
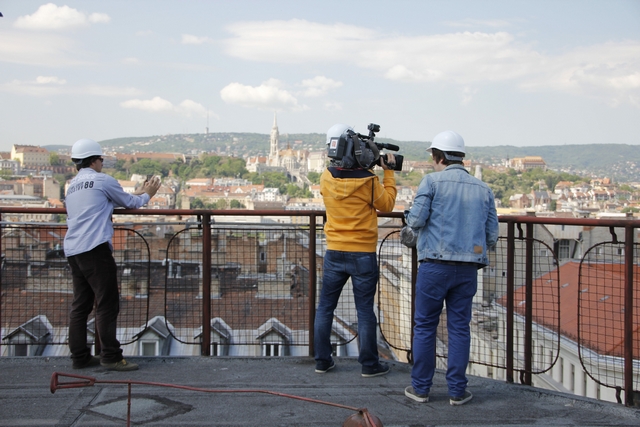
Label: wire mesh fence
xmin=164 ymin=224 xmax=317 ymax=357
xmin=377 ymin=229 xmax=413 ymax=362
xmin=578 ymin=240 xmax=640 ymax=393
xmin=457 ymin=232 xmax=560 ymax=381
xmin=0 ymin=224 xmax=70 ymax=354
xmin=0 ymin=213 xmax=638 ymax=405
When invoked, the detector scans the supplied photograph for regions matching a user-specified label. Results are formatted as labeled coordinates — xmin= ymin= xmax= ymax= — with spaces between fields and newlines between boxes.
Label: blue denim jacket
xmin=405 ymin=164 xmax=499 ymax=266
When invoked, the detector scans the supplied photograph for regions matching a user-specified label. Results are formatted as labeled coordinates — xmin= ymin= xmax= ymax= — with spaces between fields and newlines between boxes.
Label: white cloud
xmin=223 ymin=21 xmax=538 ymax=83
xmin=520 ymin=41 xmax=640 ymax=107
xmin=83 ymin=86 xmax=142 ymax=97
xmin=181 ymin=34 xmax=213 ymax=45
xmin=443 ymin=18 xmax=513 ymax=29
xmin=323 ymin=101 xmax=343 ymax=112
xmin=222 ymin=20 xmax=640 ymax=107
xmin=223 ymin=19 xmax=375 ymax=63
xmin=459 ymin=87 xmax=478 ymax=106
xmin=384 ymin=65 xmax=442 ymax=82
xmin=176 ymin=99 xmax=208 ymax=117
xmin=121 ymin=97 xmax=174 ymax=112
xmin=122 ymin=57 xmax=142 ymax=65
xmin=220 ymin=80 xmax=307 ymax=111
xmin=0 ymin=29 xmax=85 ymax=66
xmin=1 ymin=78 xmax=65 ymax=96
xmin=120 ymin=97 xmax=207 ymax=117
xmin=0 ymin=77 xmax=141 ymax=98
xmin=298 ymin=76 xmax=342 ymax=97
xmin=14 ymin=3 xmax=110 ymax=31
xmin=35 ymin=76 xmax=67 ymax=85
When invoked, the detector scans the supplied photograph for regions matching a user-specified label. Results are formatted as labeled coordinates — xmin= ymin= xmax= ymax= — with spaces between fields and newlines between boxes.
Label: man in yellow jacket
xmin=314 ymin=123 xmax=397 ymax=377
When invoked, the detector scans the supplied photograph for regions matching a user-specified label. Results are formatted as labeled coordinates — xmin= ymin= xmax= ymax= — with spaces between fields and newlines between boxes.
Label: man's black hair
xmin=75 ymin=155 xmax=101 ymax=171
xmin=431 ymin=148 xmax=464 ymax=166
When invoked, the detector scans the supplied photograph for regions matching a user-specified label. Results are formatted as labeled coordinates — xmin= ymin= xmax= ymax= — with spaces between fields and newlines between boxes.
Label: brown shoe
xmin=100 ymin=359 xmax=139 ymax=371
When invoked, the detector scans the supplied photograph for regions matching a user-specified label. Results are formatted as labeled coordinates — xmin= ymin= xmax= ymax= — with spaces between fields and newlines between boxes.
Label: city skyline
xmin=1 ymin=1 xmax=639 ymax=150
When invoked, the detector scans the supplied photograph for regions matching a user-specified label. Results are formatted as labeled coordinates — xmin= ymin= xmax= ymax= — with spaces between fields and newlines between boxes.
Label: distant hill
xmin=44 ymin=133 xmax=640 ymax=182
xmin=465 ymin=144 xmax=640 ymax=183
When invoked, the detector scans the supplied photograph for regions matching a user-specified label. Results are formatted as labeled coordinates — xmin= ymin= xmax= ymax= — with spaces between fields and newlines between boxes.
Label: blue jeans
xmin=314 ymin=250 xmax=380 ymax=367
xmin=411 ymin=261 xmax=477 ymax=397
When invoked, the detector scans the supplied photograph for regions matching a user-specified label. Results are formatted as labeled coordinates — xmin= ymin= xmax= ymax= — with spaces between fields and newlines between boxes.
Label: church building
xmin=246 ymin=113 xmax=314 ymax=174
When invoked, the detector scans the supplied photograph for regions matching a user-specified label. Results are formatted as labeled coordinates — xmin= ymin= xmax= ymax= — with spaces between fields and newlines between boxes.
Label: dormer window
xmin=133 ymin=316 xmax=173 ymax=356
xmin=3 ymin=315 xmax=52 ymax=357
xmin=256 ymin=318 xmax=292 ymax=357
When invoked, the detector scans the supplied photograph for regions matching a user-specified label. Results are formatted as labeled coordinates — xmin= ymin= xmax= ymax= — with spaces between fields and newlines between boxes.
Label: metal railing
xmin=0 ymin=208 xmax=638 ymax=406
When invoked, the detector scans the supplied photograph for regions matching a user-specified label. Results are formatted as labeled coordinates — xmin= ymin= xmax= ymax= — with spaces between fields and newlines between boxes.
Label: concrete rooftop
xmin=0 ymin=356 xmax=638 ymax=427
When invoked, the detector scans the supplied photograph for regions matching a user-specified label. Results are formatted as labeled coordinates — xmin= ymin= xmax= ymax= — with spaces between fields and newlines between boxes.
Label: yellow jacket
xmin=321 ymin=167 xmax=397 ymax=252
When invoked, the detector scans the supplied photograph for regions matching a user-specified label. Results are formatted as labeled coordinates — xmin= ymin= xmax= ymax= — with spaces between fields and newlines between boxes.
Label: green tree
xmin=129 ymin=159 xmax=170 ymax=177
xmin=49 ymin=153 xmax=60 ymax=166
xmin=285 ymin=183 xmax=313 ymax=198
xmin=216 ymin=199 xmax=229 ymax=209
xmin=245 ymin=171 xmax=290 ymax=194
xmin=307 ymin=171 xmax=321 ymax=184
xmin=190 ymin=198 xmax=206 ymax=209
xmin=230 ymin=199 xmax=246 ymax=209
xmin=395 ymin=170 xmax=427 ymax=187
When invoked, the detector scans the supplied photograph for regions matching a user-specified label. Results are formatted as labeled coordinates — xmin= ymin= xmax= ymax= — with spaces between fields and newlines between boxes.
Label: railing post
xmin=0 ymin=213 xmax=3 ymax=346
xmin=623 ymin=225 xmax=635 ymax=406
xmin=201 ymin=213 xmax=211 ymax=356
xmin=523 ymin=222 xmax=534 ymax=385
xmin=410 ymin=246 xmax=417 ymax=363
xmin=506 ymin=221 xmax=515 ymax=383
xmin=308 ymin=214 xmax=317 ymax=357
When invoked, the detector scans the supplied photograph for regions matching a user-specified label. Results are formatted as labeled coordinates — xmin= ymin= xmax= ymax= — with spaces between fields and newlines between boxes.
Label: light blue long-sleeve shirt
xmin=64 ymin=168 xmax=150 ymax=257
xmin=405 ymin=164 xmax=499 ymax=266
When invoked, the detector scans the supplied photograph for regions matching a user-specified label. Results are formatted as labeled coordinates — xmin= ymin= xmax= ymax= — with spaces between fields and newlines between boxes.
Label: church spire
xmin=269 ymin=111 xmax=280 ymax=164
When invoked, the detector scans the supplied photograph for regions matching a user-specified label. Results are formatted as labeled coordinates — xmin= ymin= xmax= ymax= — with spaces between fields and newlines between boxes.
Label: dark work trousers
xmin=67 ymin=242 xmax=123 ymax=364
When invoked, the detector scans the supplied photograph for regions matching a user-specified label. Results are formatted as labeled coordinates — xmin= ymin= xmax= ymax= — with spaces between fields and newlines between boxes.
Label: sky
xmin=1 ymin=0 xmax=639 ymax=151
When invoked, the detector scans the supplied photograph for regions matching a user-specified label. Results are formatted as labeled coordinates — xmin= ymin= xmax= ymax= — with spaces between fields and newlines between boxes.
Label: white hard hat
xmin=71 ymin=139 xmax=103 ymax=160
xmin=326 ymin=123 xmax=353 ymax=145
xmin=427 ymin=130 xmax=465 ymax=161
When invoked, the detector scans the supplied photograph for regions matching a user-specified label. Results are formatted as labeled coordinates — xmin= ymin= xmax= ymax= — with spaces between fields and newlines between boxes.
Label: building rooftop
xmin=2 ymin=356 xmax=638 ymax=426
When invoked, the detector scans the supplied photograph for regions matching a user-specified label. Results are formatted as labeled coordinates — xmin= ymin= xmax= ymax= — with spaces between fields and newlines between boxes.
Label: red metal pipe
xmin=50 ymin=371 xmax=381 ymax=426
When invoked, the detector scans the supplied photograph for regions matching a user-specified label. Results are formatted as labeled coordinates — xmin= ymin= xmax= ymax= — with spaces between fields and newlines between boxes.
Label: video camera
xmin=327 ymin=123 xmax=404 ymax=171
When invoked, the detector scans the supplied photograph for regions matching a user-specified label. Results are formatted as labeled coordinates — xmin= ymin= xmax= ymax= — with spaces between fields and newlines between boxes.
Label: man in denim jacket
xmin=403 ymin=130 xmax=499 ymax=406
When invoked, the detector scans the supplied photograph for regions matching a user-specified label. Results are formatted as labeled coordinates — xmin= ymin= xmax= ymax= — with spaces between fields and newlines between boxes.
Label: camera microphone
xmin=376 ymin=142 xmax=400 ymax=151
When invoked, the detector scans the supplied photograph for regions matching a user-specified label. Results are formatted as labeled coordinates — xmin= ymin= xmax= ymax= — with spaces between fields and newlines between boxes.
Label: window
xmin=263 ymin=343 xmax=280 ymax=356
xmin=140 ymin=341 xmax=158 ymax=356
xmin=558 ymin=240 xmax=570 ymax=259
xmin=13 ymin=344 xmax=28 ymax=357
xmin=570 ymin=364 xmax=575 ymax=392
xmin=539 ymin=344 xmax=544 ymax=368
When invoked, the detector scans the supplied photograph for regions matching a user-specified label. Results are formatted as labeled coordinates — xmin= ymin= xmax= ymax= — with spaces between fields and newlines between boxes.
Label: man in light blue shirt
xmin=65 ymin=139 xmax=160 ymax=371
xmin=403 ymin=131 xmax=499 ymax=406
